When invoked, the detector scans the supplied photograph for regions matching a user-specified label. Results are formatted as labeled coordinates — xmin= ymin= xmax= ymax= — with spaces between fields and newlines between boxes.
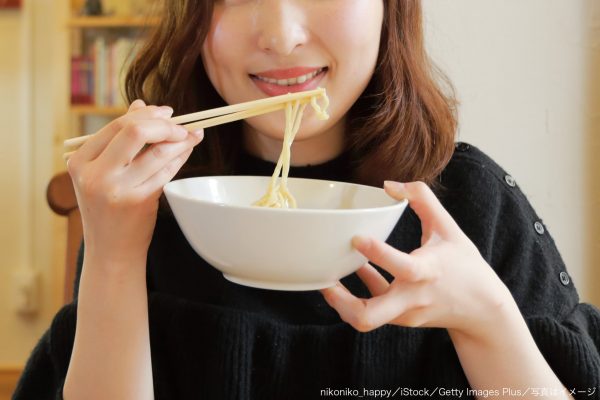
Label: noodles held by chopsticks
xmin=253 ymin=89 xmax=330 ymax=208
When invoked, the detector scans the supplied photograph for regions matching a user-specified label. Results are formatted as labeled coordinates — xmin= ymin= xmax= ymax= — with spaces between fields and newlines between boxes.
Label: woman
xmin=14 ymin=1 xmax=600 ymax=399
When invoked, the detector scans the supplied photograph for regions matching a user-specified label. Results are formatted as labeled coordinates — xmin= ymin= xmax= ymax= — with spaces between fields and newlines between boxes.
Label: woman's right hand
xmin=67 ymin=99 xmax=203 ymax=272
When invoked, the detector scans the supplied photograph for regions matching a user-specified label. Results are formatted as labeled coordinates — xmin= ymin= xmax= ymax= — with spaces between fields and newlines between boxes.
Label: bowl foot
xmin=223 ymin=274 xmax=337 ymax=291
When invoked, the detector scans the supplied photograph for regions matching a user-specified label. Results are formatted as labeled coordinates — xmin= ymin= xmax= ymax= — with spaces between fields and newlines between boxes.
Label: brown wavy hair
xmin=126 ymin=0 xmax=457 ymax=187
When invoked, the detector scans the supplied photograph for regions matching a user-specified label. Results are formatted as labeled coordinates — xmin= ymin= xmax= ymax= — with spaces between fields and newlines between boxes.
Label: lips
xmin=255 ymin=68 xmax=325 ymax=86
xmin=250 ymin=67 xmax=328 ymax=96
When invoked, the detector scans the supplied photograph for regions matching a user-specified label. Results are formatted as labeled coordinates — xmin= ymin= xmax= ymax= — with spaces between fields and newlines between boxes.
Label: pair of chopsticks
xmin=63 ymin=88 xmax=326 ymax=160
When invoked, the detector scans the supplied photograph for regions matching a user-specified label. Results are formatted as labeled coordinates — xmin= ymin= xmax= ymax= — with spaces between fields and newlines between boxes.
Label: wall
xmin=0 ymin=2 xmax=37 ymax=367
xmin=586 ymin=0 xmax=600 ymax=308
xmin=0 ymin=0 xmax=68 ymax=374
xmin=423 ymin=0 xmax=600 ymax=305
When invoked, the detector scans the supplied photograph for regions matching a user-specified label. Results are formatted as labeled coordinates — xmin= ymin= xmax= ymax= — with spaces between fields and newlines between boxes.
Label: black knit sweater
xmin=13 ymin=143 xmax=600 ymax=400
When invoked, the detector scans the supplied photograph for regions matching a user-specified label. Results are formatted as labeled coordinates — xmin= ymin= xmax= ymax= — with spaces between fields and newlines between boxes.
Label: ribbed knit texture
xmin=13 ymin=143 xmax=600 ymax=400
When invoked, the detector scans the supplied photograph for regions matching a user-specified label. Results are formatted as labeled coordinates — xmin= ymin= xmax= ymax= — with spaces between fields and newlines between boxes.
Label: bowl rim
xmin=163 ymin=175 xmax=409 ymax=215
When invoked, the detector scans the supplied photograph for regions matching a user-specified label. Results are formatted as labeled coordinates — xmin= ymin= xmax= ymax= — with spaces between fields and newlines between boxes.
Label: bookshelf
xmin=70 ymin=105 xmax=128 ymax=116
xmin=68 ymin=1 xmax=160 ymax=136
xmin=68 ymin=16 xmax=160 ymax=28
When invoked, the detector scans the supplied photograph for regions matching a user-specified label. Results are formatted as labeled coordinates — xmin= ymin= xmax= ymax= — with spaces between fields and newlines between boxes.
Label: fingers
xmin=133 ymin=147 xmax=195 ymax=199
xmin=356 ymin=263 xmax=390 ymax=296
xmin=352 ymin=236 xmax=436 ymax=282
xmin=322 ymin=283 xmax=373 ymax=330
xmin=384 ymin=181 xmax=459 ymax=240
xmin=72 ymin=102 xmax=174 ymax=163
xmin=98 ymin=119 xmax=191 ymax=168
xmin=128 ymin=129 xmax=204 ymax=186
xmin=322 ymin=281 xmax=427 ymax=332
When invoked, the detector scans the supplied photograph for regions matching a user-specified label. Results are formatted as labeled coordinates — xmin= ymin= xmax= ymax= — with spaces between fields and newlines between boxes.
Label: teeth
xmin=256 ymin=68 xmax=324 ymax=86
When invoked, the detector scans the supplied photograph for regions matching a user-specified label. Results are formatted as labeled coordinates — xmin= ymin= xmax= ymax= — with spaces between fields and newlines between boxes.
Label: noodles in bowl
xmin=253 ymin=89 xmax=329 ymax=208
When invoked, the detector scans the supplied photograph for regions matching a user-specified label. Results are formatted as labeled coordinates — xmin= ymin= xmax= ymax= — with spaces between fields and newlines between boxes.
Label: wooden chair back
xmin=46 ymin=172 xmax=82 ymax=303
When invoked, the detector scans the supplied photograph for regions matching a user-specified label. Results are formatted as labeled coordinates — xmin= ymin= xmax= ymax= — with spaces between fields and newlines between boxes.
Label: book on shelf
xmin=71 ymin=56 xmax=94 ymax=105
xmin=71 ymin=36 xmax=137 ymax=108
xmin=73 ymin=0 xmax=160 ymax=17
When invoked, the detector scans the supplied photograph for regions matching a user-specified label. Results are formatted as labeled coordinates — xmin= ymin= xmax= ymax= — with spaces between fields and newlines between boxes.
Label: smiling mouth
xmin=250 ymin=67 xmax=328 ymax=87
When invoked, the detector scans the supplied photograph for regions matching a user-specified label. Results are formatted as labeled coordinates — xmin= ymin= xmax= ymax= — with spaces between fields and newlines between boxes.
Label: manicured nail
xmin=352 ymin=235 xmax=371 ymax=250
xmin=384 ymin=180 xmax=405 ymax=194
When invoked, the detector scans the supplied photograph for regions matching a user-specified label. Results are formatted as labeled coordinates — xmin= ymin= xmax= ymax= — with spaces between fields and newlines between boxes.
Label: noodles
xmin=253 ymin=88 xmax=330 ymax=208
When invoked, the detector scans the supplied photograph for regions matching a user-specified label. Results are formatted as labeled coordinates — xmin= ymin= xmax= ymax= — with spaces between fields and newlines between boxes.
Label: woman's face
xmin=202 ymin=0 xmax=384 ymax=162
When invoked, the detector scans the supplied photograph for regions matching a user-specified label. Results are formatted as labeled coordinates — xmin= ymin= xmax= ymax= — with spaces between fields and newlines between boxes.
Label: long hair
xmin=126 ymin=0 xmax=457 ymax=187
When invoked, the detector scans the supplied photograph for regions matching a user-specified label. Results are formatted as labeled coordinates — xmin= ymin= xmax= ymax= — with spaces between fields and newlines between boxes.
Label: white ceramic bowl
xmin=163 ymin=176 xmax=408 ymax=291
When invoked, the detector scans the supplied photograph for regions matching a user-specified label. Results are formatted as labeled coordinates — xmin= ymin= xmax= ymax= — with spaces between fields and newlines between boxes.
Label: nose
xmin=255 ymin=0 xmax=308 ymax=56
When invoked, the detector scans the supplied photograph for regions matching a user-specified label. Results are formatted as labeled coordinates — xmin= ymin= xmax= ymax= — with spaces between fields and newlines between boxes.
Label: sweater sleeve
xmin=441 ymin=143 xmax=600 ymax=397
xmin=527 ymin=304 xmax=600 ymax=396
xmin=12 ymin=304 xmax=77 ymax=400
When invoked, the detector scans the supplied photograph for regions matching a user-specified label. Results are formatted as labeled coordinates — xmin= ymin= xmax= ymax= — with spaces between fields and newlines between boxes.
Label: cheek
xmin=202 ymin=8 xmax=248 ymax=88
xmin=318 ymin=1 xmax=383 ymax=72
xmin=309 ymin=1 xmax=383 ymax=130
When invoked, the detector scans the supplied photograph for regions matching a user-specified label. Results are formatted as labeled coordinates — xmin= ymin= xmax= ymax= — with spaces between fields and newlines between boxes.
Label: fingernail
xmin=191 ymin=129 xmax=204 ymax=140
xmin=159 ymin=106 xmax=174 ymax=116
xmin=129 ymin=99 xmax=146 ymax=110
xmin=352 ymin=235 xmax=371 ymax=250
xmin=384 ymin=180 xmax=405 ymax=194
xmin=322 ymin=284 xmax=341 ymax=301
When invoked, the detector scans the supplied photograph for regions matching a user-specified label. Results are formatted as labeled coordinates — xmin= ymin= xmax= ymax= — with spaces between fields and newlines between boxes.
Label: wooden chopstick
xmin=63 ymin=150 xmax=76 ymax=161
xmin=182 ymin=102 xmax=285 ymax=131
xmin=169 ymin=87 xmax=325 ymax=125
xmin=63 ymin=134 xmax=95 ymax=149
xmin=63 ymin=102 xmax=287 ymax=150
xmin=62 ymin=103 xmax=287 ymax=161
xmin=63 ymin=88 xmax=326 ymax=152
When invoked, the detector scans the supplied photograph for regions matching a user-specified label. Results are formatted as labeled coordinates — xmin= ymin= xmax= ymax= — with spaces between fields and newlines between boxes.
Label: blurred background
xmin=0 ymin=0 xmax=598 ymax=397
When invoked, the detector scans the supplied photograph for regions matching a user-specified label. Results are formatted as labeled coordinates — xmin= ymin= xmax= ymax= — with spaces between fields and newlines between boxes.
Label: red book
xmin=71 ymin=56 xmax=94 ymax=105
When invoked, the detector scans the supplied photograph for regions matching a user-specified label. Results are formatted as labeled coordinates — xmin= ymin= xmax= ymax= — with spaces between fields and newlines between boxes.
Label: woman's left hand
xmin=321 ymin=180 xmax=517 ymax=340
